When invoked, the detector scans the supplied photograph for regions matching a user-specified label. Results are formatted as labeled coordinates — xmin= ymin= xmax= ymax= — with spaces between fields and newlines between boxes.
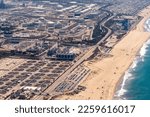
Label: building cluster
xmin=105 ymin=15 xmax=141 ymax=39
xmin=0 ymin=0 xmax=100 ymax=99
xmin=0 ymin=0 xmax=149 ymax=100
xmin=0 ymin=0 xmax=109 ymax=60
xmin=103 ymin=0 xmax=150 ymax=15
xmin=0 ymin=0 xmax=5 ymax=9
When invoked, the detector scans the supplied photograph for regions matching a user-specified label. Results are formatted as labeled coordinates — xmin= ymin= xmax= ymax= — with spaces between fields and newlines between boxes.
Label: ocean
xmin=114 ymin=18 xmax=150 ymax=100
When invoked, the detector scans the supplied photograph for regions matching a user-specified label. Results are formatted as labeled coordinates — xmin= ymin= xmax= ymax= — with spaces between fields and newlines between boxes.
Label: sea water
xmin=114 ymin=18 xmax=150 ymax=100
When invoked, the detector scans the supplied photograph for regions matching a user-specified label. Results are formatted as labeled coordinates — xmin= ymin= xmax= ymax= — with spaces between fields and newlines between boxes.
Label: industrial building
xmin=0 ymin=0 xmax=5 ymax=9
xmin=0 ymin=0 xmax=145 ymax=100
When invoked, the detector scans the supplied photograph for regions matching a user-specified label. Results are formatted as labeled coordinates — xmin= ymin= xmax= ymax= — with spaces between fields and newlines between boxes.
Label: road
xmin=33 ymin=15 xmax=114 ymax=100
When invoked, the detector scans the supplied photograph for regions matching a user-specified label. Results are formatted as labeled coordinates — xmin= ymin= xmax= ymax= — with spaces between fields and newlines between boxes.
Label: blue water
xmin=115 ymin=19 xmax=150 ymax=100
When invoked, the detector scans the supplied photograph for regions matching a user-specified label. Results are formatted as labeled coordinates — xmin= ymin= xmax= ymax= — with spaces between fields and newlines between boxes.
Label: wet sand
xmin=56 ymin=6 xmax=150 ymax=100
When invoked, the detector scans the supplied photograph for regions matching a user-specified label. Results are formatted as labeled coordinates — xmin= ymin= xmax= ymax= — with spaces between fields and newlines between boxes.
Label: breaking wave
xmin=115 ymin=18 xmax=150 ymax=99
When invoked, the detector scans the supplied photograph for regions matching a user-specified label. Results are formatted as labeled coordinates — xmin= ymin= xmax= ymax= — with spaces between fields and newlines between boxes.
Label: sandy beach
xmin=56 ymin=6 xmax=150 ymax=100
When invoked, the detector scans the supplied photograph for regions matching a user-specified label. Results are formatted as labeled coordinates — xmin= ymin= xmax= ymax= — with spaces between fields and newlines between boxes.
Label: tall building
xmin=0 ymin=0 xmax=5 ymax=9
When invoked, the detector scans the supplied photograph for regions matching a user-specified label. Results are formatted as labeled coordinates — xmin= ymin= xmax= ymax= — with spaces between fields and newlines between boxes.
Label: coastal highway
xmin=33 ymin=15 xmax=113 ymax=100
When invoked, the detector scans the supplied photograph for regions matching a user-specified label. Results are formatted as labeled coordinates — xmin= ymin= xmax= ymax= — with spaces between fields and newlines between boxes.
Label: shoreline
xmin=114 ymin=37 xmax=150 ymax=100
xmin=113 ymin=14 xmax=150 ymax=99
xmin=56 ymin=5 xmax=150 ymax=100
xmin=114 ymin=9 xmax=150 ymax=99
xmin=100 ymin=6 xmax=150 ymax=99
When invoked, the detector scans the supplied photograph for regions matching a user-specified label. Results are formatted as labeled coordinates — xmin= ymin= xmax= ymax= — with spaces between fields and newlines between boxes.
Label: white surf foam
xmin=144 ymin=18 xmax=150 ymax=32
xmin=131 ymin=58 xmax=139 ymax=69
xmin=139 ymin=39 xmax=150 ymax=59
xmin=115 ymin=18 xmax=150 ymax=99
xmin=116 ymin=41 xmax=149 ymax=98
xmin=140 ymin=20 xmax=150 ymax=58
xmin=140 ymin=43 xmax=148 ymax=57
xmin=116 ymin=71 xmax=132 ymax=97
